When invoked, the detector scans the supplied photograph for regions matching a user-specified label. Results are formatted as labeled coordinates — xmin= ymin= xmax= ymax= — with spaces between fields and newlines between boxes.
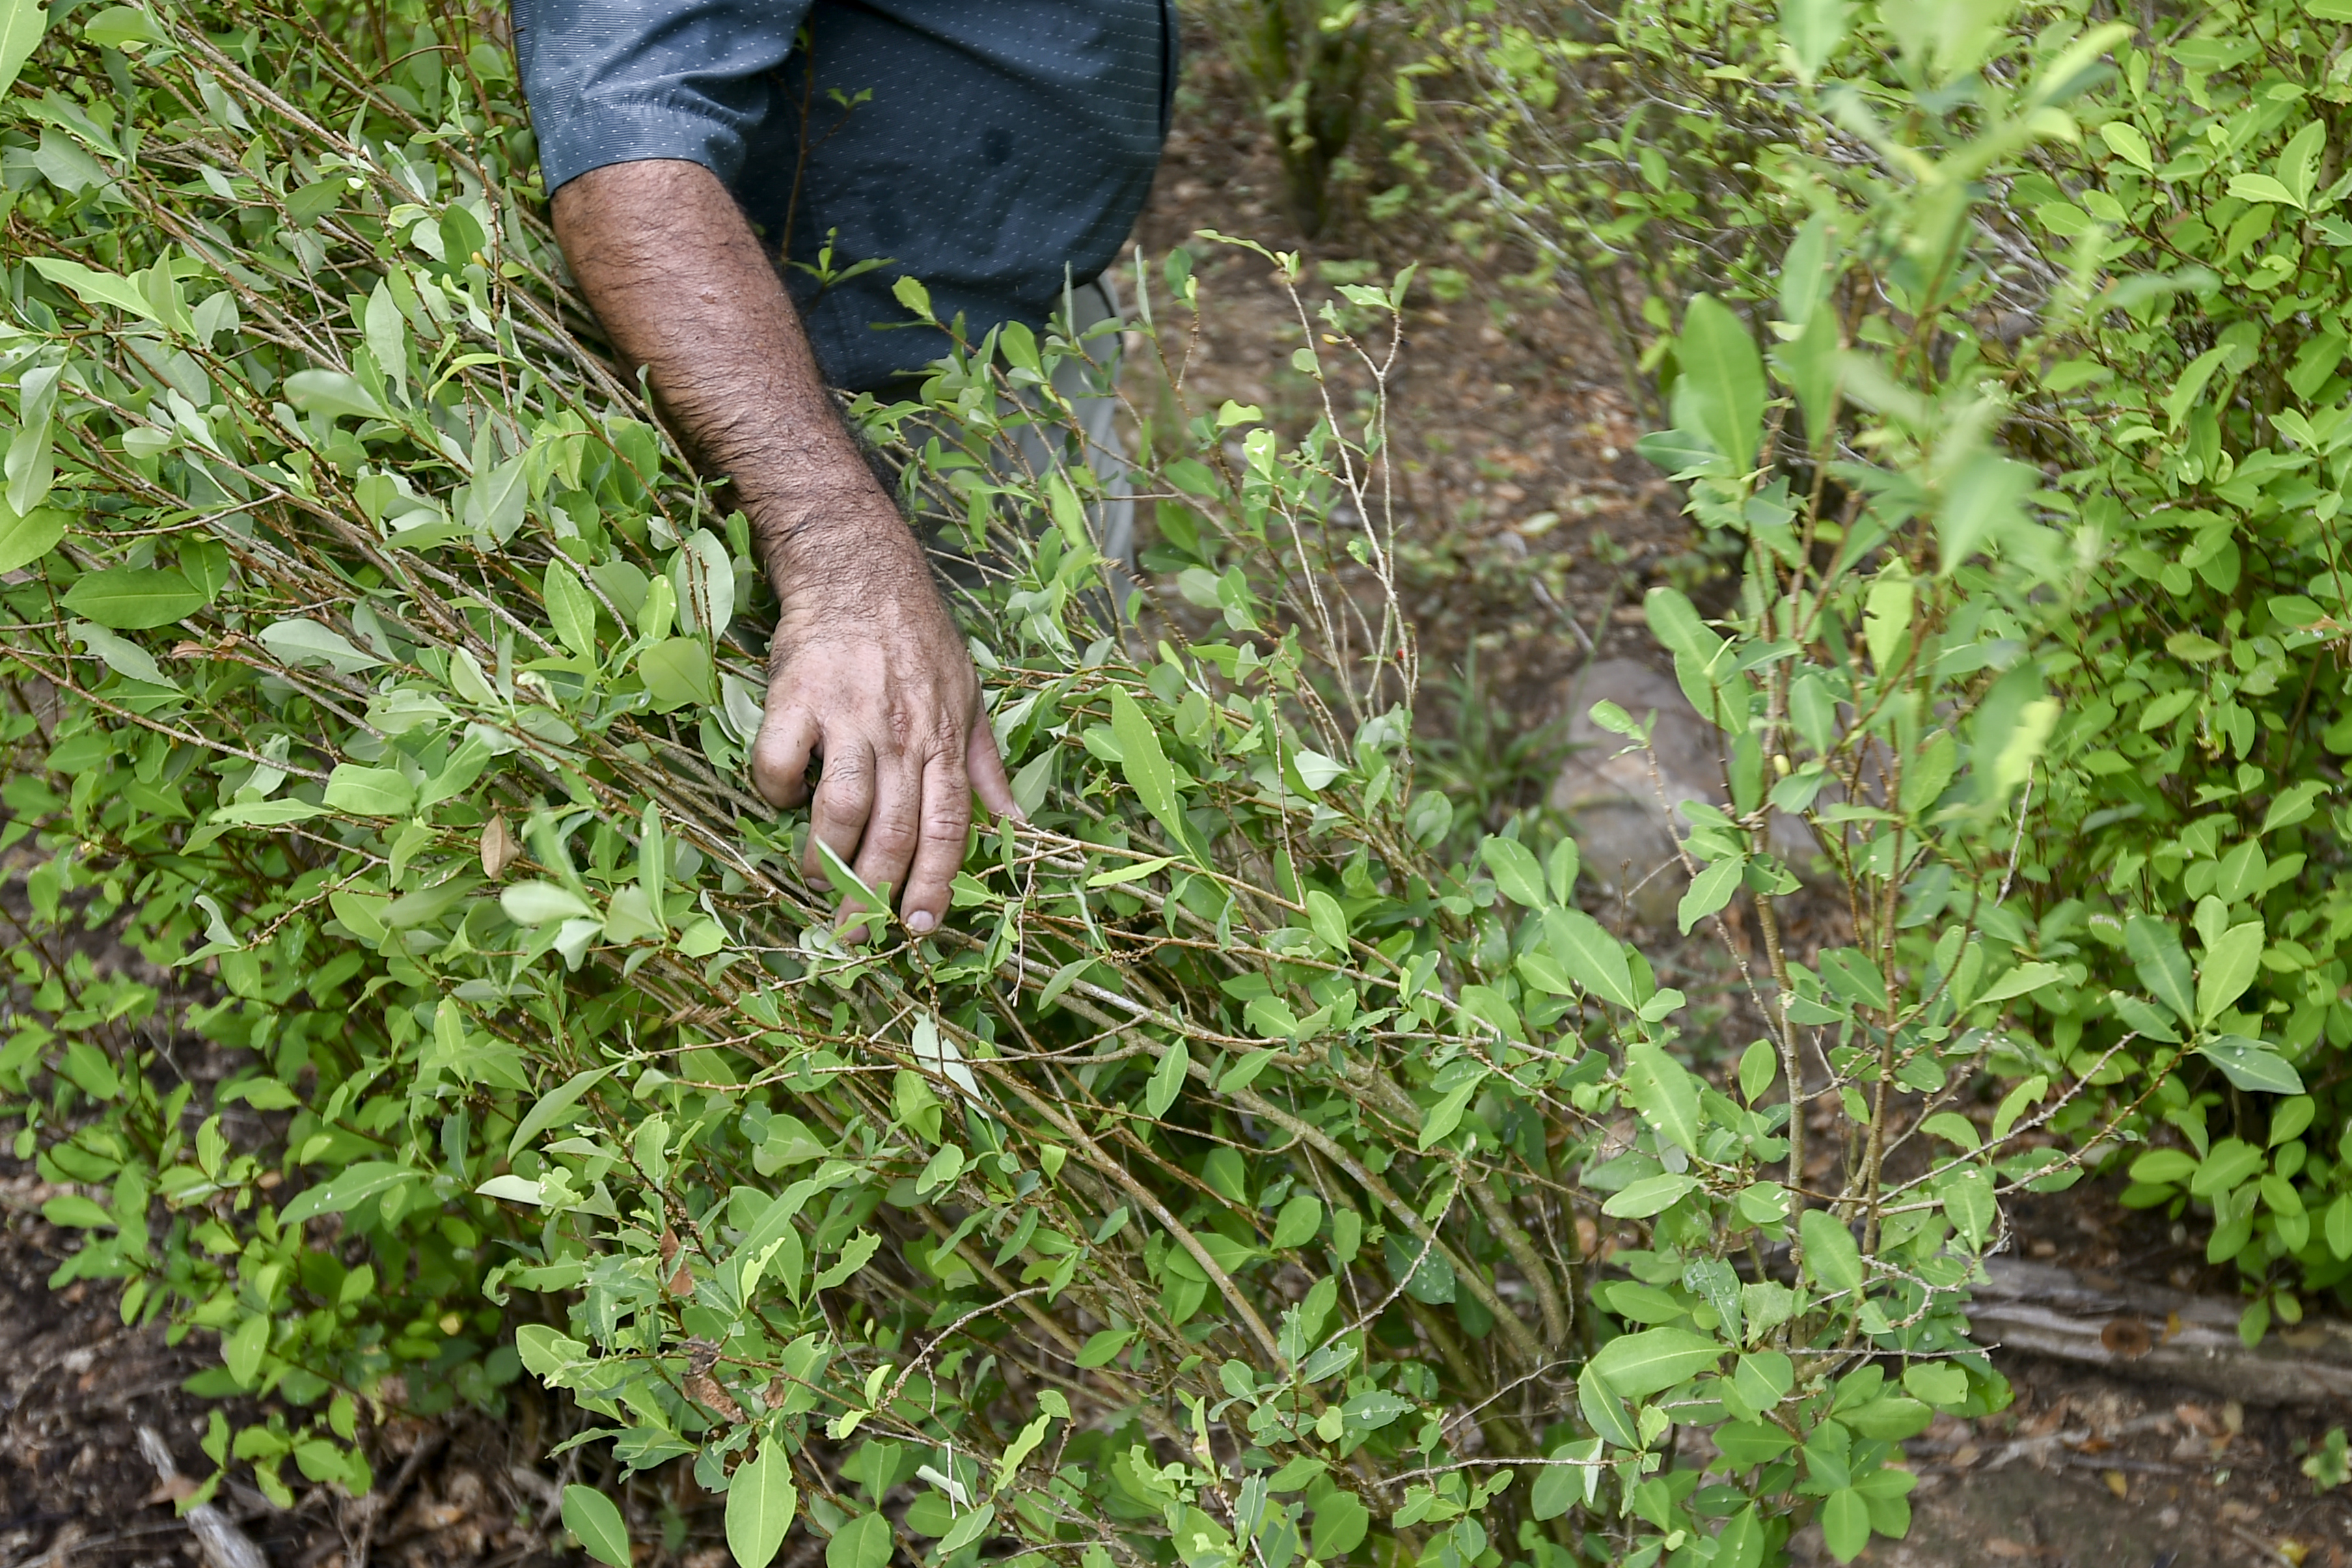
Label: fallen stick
xmin=1968 ymin=1256 xmax=2352 ymax=1408
xmin=136 ymin=1425 xmax=267 ymax=1568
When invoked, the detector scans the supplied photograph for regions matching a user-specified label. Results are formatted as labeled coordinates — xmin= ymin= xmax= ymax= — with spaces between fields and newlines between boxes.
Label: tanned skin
xmin=551 ymin=159 xmax=1017 ymax=935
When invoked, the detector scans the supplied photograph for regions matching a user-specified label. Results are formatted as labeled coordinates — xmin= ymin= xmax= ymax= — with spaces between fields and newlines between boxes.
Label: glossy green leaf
xmin=0 ymin=0 xmax=49 ymax=96
xmin=1799 ymin=1207 xmax=1863 ymax=1291
xmin=1479 ymin=835 xmax=1546 ymax=907
xmin=1676 ymin=294 xmax=1766 ymax=471
xmin=726 ymin=1439 xmax=797 ymax=1568
xmin=62 ymin=566 xmax=206 ymax=629
xmin=563 ymin=1486 xmax=631 ymax=1568
xmin=0 ymin=501 xmax=65 ymax=574
xmin=1145 ymin=1039 xmax=1189 ymax=1119
xmin=1545 ymin=907 xmax=1637 ymax=1008
xmin=1588 ymin=1326 xmax=1724 ymax=1399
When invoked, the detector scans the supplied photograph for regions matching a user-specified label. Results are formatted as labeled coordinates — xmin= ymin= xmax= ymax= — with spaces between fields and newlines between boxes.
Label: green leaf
xmin=2127 ymin=916 xmax=2195 ymax=1025
xmin=933 ymin=1503 xmax=996 ymax=1558
xmin=1218 ymin=1047 xmax=1278 ymax=1092
xmin=1819 ymin=1487 xmax=1871 ymax=1563
xmin=1937 ymin=454 xmax=2039 ymax=576
xmin=1144 ymin=1039 xmax=1189 ymax=1119
xmin=1110 ymin=688 xmax=1196 ymax=859
xmin=1544 ymin=907 xmax=1637 ymax=1008
xmin=502 ymin=881 xmax=595 ymax=926
xmin=257 ymin=618 xmax=383 ymax=675
xmin=40 ymin=1194 xmax=111 ymax=1228
xmin=1711 ymin=1420 xmax=1794 ymax=1466
xmin=2196 ymin=1036 xmax=2304 ymax=1095
xmin=62 ymin=566 xmax=206 ymax=629
xmin=1903 ymin=1362 xmax=1969 ymax=1407
xmin=2196 ymin=921 xmax=2265 ymax=1026
xmin=514 ymin=1325 xmax=586 ymax=1377
xmin=1976 ymin=961 xmax=2062 ymax=1007
xmin=2100 ymin=120 xmax=2154 ymax=172
xmin=1577 ymin=1362 xmax=1642 ymax=1448
xmin=1938 ymin=1166 xmax=1997 ymax=1251
xmin=1676 ymin=294 xmax=1766 ymax=471
xmin=1304 ymin=888 xmax=1350 ymax=950
xmin=545 ymin=558 xmax=598 ymax=659
xmin=1479 ymin=836 xmax=1546 ymax=907
xmin=1587 ymin=1326 xmax=1725 ymax=1399
xmin=1624 ymin=1042 xmax=1704 ymax=1155
xmin=1777 ymin=0 xmax=1851 ymax=81
xmin=1076 ymin=1329 xmax=1134 ymax=1367
xmin=83 ymin=5 xmax=163 ymax=48
xmin=2188 ymin=1138 xmax=2265 ymax=1198
xmin=508 ymin=1071 xmax=611 ymax=1170
xmin=638 ymin=636 xmax=714 ymax=711
xmin=2260 ymin=782 xmax=2329 ymax=836
xmin=1920 ymin=1112 xmax=1981 ymax=1151
xmin=29 ymin=256 xmax=155 ymax=322
xmin=69 ymin=620 xmax=176 ymax=689
xmin=563 ymin=1486 xmax=631 ymax=1568
xmin=0 ymin=501 xmax=64 ymax=574
xmin=471 ymin=452 xmax=530 ymax=544
xmin=1311 ymin=1494 xmax=1369 ymax=1558
xmin=1417 ymin=1072 xmax=1484 ymax=1150
xmin=1643 ymin=583 xmax=1725 ymax=668
xmin=2128 ymin=1149 xmax=2198 ymax=1185
xmin=726 ymin=1439 xmax=797 ymax=1568
xmin=1088 ymin=855 xmax=1178 ymax=888
xmin=2228 ymin=174 xmax=2301 ymax=210
xmin=1989 ymin=1073 xmax=2047 ymax=1142
xmin=1341 ymin=1389 xmax=1414 ymax=1431
xmin=813 ymin=1230 xmax=881 ymax=1293
xmin=1799 ymin=1208 xmax=1863 ymax=1292
xmin=223 ymin=1312 xmax=268 ymax=1386
xmin=280 ymin=1161 xmax=415 ymax=1224
xmin=1678 ymin=855 xmax=1744 ymax=933
xmin=322 ymin=763 xmax=414 ymax=818
xmin=1600 ymin=1172 xmax=1700 ymax=1218
xmin=1293 ymin=749 xmax=1348 ymax=790
xmin=1529 ymin=1442 xmax=1598 ymax=1520
xmin=0 ymin=0 xmax=49 ymax=96
xmin=283 ymin=368 xmax=387 ymax=423
xmin=1271 ymin=1192 xmax=1322 ymax=1248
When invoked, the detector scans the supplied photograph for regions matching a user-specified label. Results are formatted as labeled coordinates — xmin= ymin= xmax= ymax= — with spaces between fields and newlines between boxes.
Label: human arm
xmin=549 ymin=158 xmax=1017 ymax=934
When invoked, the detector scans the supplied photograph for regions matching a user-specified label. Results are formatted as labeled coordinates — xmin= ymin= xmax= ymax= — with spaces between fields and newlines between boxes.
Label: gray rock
xmin=1547 ymin=659 xmax=1822 ymax=927
xmin=1549 ymin=659 xmax=1720 ymax=928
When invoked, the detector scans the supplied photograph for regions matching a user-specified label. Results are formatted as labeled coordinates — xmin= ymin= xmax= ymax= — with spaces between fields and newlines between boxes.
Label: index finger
xmin=899 ymin=749 xmax=972 ymax=936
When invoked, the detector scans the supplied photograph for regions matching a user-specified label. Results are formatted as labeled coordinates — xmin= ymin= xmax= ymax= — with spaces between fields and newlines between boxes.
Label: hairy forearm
xmin=549 ymin=159 xmax=913 ymax=597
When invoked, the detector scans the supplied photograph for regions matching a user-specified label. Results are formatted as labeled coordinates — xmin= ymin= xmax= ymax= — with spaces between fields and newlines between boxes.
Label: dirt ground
xmin=5 ymin=19 xmax=2351 ymax=1568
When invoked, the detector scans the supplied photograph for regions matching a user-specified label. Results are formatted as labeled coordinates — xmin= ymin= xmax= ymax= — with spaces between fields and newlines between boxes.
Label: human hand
xmin=750 ymin=519 xmax=1018 ymax=937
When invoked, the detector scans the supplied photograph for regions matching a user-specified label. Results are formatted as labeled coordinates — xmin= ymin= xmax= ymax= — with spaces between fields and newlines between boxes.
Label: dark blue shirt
xmin=511 ymin=0 xmax=1175 ymax=391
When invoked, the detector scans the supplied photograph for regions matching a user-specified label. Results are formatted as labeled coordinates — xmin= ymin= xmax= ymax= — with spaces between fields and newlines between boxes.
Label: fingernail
xmin=907 ymin=910 xmax=937 ymax=934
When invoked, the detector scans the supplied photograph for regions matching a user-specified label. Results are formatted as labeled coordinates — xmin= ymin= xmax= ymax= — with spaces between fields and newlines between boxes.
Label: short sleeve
xmin=511 ymin=0 xmax=813 ymax=194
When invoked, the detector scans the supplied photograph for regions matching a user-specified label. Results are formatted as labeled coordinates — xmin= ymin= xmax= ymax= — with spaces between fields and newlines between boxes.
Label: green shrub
xmin=3 ymin=1 xmax=2327 ymax=1567
xmin=1191 ymin=0 xmax=1388 ymax=237
xmin=1415 ymin=0 xmax=2352 ymax=1335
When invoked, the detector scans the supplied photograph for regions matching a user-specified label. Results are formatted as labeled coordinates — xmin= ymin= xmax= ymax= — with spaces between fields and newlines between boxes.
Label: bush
xmin=3 ymin=2 xmax=2340 ymax=1567
xmin=1414 ymin=0 xmax=2352 ymax=1336
xmin=1191 ymin=0 xmax=1389 ymax=237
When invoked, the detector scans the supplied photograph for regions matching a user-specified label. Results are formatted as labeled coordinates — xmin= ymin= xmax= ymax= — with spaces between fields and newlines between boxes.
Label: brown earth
xmin=5 ymin=18 xmax=2349 ymax=1568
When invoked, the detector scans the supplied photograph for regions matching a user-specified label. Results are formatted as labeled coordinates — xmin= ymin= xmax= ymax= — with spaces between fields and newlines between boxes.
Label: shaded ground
xmin=1128 ymin=27 xmax=1699 ymax=771
xmin=5 ymin=19 xmax=2349 ymax=1568
xmin=1795 ymin=1356 xmax=2352 ymax=1567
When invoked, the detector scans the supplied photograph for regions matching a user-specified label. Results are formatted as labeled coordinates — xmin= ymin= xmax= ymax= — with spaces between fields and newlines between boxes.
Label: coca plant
xmin=0 ymin=1 xmax=2204 ymax=1566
